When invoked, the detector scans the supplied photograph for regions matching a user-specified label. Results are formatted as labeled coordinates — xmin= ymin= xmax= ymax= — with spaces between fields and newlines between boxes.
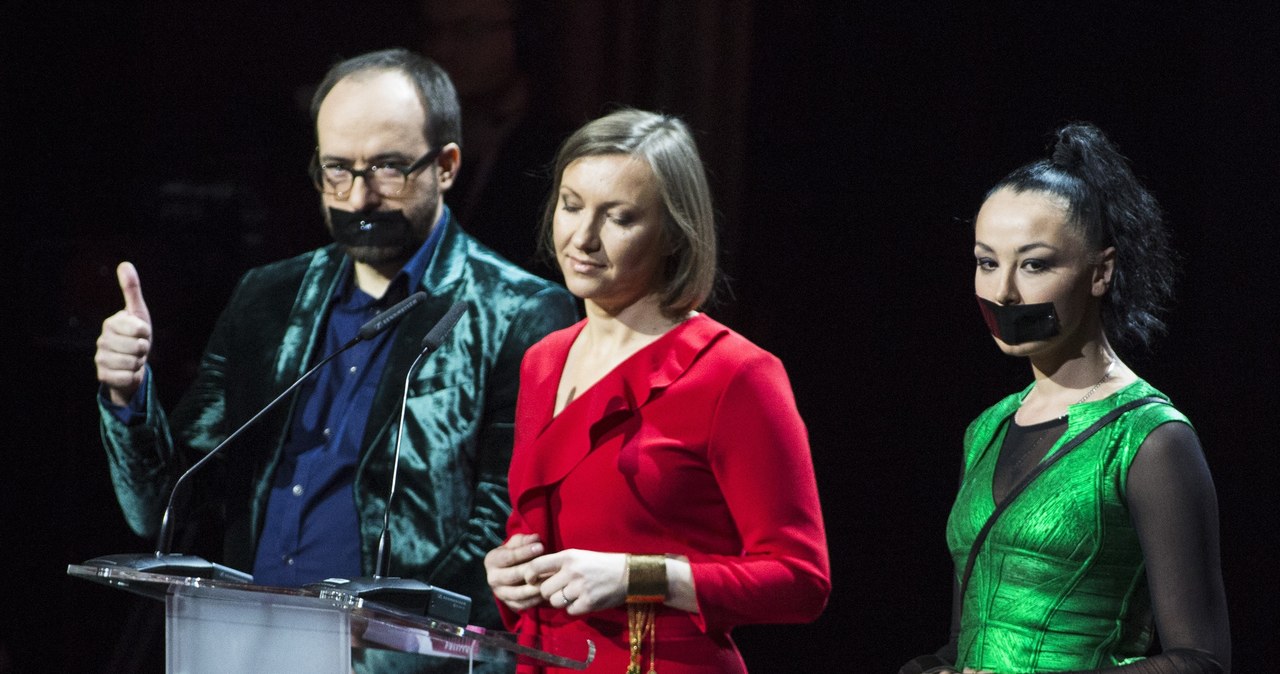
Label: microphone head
xmin=421 ymin=302 xmax=468 ymax=351
xmin=357 ymin=291 xmax=428 ymax=341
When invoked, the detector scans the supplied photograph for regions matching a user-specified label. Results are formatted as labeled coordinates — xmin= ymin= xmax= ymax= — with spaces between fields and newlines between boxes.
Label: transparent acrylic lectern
xmin=68 ymin=560 xmax=593 ymax=673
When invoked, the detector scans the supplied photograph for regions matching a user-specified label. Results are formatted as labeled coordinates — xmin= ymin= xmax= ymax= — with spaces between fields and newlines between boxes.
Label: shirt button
xmin=285 ymin=557 xmax=295 ymax=566
xmin=349 ymin=366 xmax=358 ymax=374
xmin=292 ymin=484 xmax=304 ymax=497
xmin=323 ymin=428 xmax=332 ymax=438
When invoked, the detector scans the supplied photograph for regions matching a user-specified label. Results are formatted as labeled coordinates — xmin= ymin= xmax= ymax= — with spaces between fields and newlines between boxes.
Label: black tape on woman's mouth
xmin=976 ymin=296 xmax=1060 ymax=345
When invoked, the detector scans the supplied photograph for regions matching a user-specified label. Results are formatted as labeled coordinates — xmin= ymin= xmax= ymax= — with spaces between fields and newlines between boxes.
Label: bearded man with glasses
xmin=93 ymin=48 xmax=577 ymax=673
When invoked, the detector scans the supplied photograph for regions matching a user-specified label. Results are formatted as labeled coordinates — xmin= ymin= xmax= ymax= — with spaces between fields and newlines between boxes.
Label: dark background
xmin=5 ymin=2 xmax=1276 ymax=672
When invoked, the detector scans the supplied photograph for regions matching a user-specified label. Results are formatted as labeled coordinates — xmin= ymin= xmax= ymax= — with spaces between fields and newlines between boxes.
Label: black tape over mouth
xmin=976 ymin=296 xmax=1060 ymax=344
xmin=328 ymin=208 xmax=414 ymax=248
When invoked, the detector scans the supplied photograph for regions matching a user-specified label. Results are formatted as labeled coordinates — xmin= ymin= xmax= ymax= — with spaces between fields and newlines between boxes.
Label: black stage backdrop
xmin=6 ymin=3 xmax=1276 ymax=672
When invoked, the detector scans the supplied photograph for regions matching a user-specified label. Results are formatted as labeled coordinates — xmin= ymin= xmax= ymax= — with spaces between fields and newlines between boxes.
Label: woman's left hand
xmin=521 ymin=549 xmax=628 ymax=616
xmin=485 ymin=533 xmax=548 ymax=612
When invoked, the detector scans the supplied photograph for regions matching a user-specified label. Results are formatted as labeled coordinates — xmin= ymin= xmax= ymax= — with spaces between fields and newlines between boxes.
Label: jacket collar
xmin=511 ymin=313 xmax=729 ymax=506
xmin=270 ymin=212 xmax=471 ymax=385
xmin=272 ymin=245 xmax=346 ymax=389
xmin=420 ymin=207 xmax=470 ymax=295
xmin=359 ymin=212 xmax=473 ymax=454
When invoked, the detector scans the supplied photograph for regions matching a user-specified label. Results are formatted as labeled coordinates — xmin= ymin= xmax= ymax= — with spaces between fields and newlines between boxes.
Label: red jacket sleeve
xmin=688 ymin=351 xmax=830 ymax=632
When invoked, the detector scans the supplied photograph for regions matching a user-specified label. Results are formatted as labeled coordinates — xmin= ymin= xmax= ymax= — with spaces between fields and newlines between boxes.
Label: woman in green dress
xmin=902 ymin=123 xmax=1230 ymax=674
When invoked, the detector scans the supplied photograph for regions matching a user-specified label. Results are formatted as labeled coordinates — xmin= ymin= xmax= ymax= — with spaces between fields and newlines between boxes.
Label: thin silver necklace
xmin=1024 ymin=359 xmax=1117 ymax=421
xmin=1011 ymin=360 xmax=1117 ymax=475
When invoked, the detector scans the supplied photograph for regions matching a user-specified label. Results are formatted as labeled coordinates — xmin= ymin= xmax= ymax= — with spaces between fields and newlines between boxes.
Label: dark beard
xmin=324 ymin=206 xmax=434 ymax=265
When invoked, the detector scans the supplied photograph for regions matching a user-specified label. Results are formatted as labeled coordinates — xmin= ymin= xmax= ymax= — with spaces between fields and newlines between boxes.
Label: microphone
xmin=308 ymin=301 xmax=471 ymax=624
xmin=357 ymin=291 xmax=428 ymax=340
xmin=376 ymin=300 xmax=468 ymax=576
xmin=85 ymin=291 xmax=428 ymax=580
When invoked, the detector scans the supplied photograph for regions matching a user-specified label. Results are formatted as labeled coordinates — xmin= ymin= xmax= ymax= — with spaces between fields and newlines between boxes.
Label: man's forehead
xmin=319 ymin=72 xmax=424 ymax=121
xmin=316 ymin=71 xmax=428 ymax=153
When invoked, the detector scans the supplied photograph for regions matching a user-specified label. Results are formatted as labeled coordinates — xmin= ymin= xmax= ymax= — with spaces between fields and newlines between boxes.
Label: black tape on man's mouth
xmin=328 ymin=208 xmax=415 ymax=248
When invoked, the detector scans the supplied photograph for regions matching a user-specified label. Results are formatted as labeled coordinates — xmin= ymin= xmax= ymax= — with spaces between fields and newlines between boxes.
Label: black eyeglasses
xmin=310 ymin=148 xmax=442 ymax=199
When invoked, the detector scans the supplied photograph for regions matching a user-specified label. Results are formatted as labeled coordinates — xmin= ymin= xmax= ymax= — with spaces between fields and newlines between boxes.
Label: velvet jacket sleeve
xmin=99 ymin=373 xmax=180 ymax=540
xmin=687 ymin=349 xmax=830 ymax=633
xmin=98 ymin=273 xmax=247 ymax=540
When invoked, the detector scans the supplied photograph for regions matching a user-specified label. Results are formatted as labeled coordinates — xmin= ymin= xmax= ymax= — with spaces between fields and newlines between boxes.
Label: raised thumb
xmin=116 ymin=261 xmax=151 ymax=324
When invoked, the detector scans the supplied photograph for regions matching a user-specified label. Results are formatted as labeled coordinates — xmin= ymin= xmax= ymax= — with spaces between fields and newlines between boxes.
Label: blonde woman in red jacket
xmin=484 ymin=109 xmax=830 ymax=673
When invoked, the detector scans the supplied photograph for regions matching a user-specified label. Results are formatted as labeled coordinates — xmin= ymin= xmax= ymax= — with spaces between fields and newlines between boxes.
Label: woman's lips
xmin=566 ymin=255 xmax=604 ymax=273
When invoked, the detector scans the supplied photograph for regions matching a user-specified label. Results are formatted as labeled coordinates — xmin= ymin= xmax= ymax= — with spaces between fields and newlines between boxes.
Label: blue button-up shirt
xmin=249 ymin=211 xmax=446 ymax=587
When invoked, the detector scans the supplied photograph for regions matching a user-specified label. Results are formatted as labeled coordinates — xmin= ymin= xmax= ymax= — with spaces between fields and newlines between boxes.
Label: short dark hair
xmin=541 ymin=109 xmax=718 ymax=318
xmin=988 ymin=122 xmax=1176 ymax=350
xmin=311 ymin=48 xmax=461 ymax=149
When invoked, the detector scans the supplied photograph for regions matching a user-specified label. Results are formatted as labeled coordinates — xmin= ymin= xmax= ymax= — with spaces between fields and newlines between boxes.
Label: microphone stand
xmin=308 ymin=302 xmax=472 ymax=624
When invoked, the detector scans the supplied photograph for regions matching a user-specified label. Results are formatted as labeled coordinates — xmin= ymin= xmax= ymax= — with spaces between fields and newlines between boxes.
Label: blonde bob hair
xmin=541 ymin=108 xmax=717 ymax=318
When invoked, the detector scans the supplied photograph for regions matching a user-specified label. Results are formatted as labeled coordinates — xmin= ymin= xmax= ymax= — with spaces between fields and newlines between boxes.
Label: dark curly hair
xmin=987 ymin=122 xmax=1176 ymax=350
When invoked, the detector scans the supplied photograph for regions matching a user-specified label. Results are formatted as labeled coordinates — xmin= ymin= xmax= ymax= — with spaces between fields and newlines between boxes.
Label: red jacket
xmin=503 ymin=314 xmax=830 ymax=673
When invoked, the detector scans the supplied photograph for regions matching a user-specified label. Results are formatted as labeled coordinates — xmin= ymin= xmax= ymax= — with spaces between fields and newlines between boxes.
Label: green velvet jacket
xmin=100 ymin=214 xmax=577 ymax=643
xmin=946 ymin=380 xmax=1188 ymax=673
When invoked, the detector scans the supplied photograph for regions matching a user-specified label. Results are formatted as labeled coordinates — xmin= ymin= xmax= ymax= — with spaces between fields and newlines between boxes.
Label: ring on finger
xmin=560 ymin=588 xmax=573 ymax=607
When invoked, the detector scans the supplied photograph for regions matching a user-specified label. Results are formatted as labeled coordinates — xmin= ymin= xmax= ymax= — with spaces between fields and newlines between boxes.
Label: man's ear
xmin=437 ymin=142 xmax=461 ymax=191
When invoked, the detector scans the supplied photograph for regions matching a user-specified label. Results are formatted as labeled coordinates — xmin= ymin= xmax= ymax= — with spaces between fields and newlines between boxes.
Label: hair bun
xmin=1050 ymin=126 xmax=1087 ymax=169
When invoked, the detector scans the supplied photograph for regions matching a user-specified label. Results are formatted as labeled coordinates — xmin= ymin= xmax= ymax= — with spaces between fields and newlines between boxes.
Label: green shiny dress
xmin=946 ymin=380 xmax=1189 ymax=673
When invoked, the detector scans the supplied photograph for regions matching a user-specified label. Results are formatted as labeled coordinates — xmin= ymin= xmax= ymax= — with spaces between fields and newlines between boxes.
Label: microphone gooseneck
xmin=154 ymin=291 xmax=428 ymax=555
xmin=374 ymin=301 xmax=468 ymax=578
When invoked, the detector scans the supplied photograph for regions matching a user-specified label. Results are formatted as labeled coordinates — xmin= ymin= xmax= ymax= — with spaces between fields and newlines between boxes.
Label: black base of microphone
xmin=306 ymin=576 xmax=472 ymax=625
xmin=83 ymin=553 xmax=253 ymax=583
